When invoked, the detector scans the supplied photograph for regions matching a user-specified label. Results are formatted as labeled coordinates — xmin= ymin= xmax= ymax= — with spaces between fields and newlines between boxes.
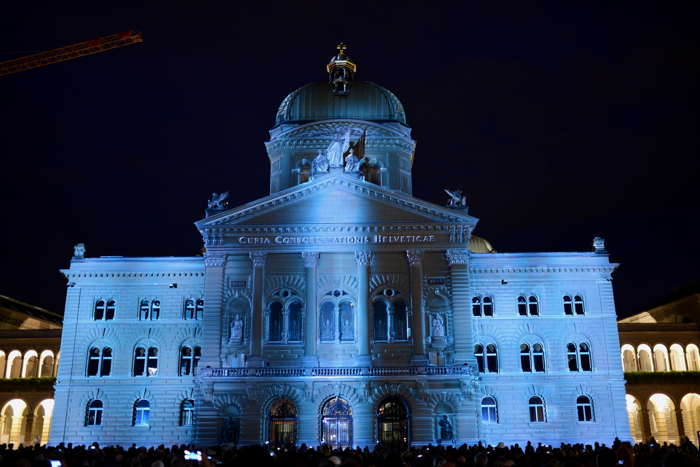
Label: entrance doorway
xmin=377 ymin=396 xmax=409 ymax=444
xmin=321 ymin=397 xmax=352 ymax=447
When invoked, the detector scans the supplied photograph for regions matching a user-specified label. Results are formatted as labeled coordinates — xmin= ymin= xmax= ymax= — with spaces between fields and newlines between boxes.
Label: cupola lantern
xmin=327 ymin=42 xmax=356 ymax=95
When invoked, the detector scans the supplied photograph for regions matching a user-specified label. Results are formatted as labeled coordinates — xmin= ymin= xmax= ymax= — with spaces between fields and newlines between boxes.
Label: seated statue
xmin=312 ymin=150 xmax=330 ymax=174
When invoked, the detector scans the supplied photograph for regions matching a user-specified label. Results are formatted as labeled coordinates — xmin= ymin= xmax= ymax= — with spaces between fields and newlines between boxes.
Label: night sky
xmin=1 ymin=4 xmax=697 ymax=318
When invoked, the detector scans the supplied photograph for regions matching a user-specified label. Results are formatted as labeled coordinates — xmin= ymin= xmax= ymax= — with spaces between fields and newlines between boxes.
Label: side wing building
xmin=50 ymin=46 xmax=630 ymax=447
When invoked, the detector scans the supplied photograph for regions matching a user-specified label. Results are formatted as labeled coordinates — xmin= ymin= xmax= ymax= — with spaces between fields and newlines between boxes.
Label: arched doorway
xmin=680 ymin=393 xmax=700 ymax=445
xmin=220 ymin=405 xmax=240 ymax=445
xmin=268 ymin=398 xmax=297 ymax=444
xmin=648 ymin=393 xmax=679 ymax=444
xmin=0 ymin=399 xmax=27 ymax=445
xmin=31 ymin=399 xmax=54 ymax=445
xmin=321 ymin=397 xmax=352 ymax=447
xmin=377 ymin=396 xmax=409 ymax=444
xmin=625 ymin=394 xmax=644 ymax=443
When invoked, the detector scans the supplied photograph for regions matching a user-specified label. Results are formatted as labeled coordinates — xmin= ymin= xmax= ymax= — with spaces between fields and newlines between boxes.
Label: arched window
xmin=94 ymin=300 xmax=105 ymax=320
xmin=320 ymin=301 xmax=336 ymax=342
xmin=267 ymin=290 xmax=304 ymax=344
xmin=268 ymin=302 xmax=283 ymax=342
xmin=577 ymin=396 xmax=594 ymax=422
xmin=521 ymin=343 xmax=545 ymax=372
xmin=377 ymin=396 xmax=409 ymax=443
xmin=181 ymin=399 xmax=195 ymax=426
xmin=297 ymin=159 xmax=311 ymax=184
xmin=268 ymin=399 xmax=297 ymax=444
xmin=87 ymin=347 xmax=112 ymax=377
xmin=481 ymin=397 xmax=498 ymax=423
xmin=151 ymin=300 xmax=160 ymax=320
xmin=184 ymin=299 xmax=195 ymax=320
xmin=483 ymin=297 xmax=493 ymax=316
xmin=133 ymin=346 xmax=158 ymax=376
xmin=520 ymin=344 xmax=531 ymax=372
xmin=23 ymin=351 xmax=39 ymax=378
xmin=518 ymin=296 xmax=539 ymax=316
xmin=7 ymin=351 xmax=22 ymax=378
xmin=621 ymin=345 xmax=638 ymax=371
xmin=669 ymin=344 xmax=687 ymax=371
xmin=638 ymin=345 xmax=654 ymax=371
xmin=106 ymin=300 xmax=116 ymax=320
xmin=133 ymin=400 xmax=150 ymax=426
xmin=320 ymin=289 xmax=354 ymax=343
xmin=486 ymin=344 xmax=499 ymax=373
xmin=139 ymin=299 xmax=160 ymax=320
xmin=86 ymin=400 xmax=103 ymax=426
xmin=687 ymin=344 xmax=700 ymax=371
xmin=339 ymin=301 xmax=354 ymax=342
xmin=373 ymin=301 xmax=388 ymax=341
xmin=568 ymin=343 xmax=592 ymax=372
xmin=184 ymin=298 xmax=204 ymax=320
xmin=179 ymin=346 xmax=201 ymax=376
xmin=653 ymin=344 xmax=670 ymax=372
xmin=563 ymin=295 xmax=585 ymax=315
xmin=392 ymin=299 xmax=407 ymax=341
xmin=474 ymin=345 xmax=484 ymax=373
xmin=321 ymin=397 xmax=353 ymax=447
xmin=288 ymin=301 xmax=303 ymax=341
xmin=472 ymin=296 xmax=494 ymax=317
xmin=0 ymin=352 xmax=6 ymax=379
xmin=139 ymin=300 xmax=149 ymax=320
xmin=529 ymin=396 xmax=546 ymax=422
xmin=373 ymin=289 xmax=407 ymax=343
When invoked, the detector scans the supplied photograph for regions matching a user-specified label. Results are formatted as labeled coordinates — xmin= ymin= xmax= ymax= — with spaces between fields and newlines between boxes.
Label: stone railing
xmin=201 ymin=365 xmax=476 ymax=378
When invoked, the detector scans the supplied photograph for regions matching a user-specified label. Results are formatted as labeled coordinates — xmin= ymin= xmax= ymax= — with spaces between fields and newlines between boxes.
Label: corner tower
xmin=266 ymin=44 xmax=416 ymax=194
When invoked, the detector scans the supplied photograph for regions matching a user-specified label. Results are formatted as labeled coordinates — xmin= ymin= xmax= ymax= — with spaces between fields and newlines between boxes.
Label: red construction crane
xmin=0 ymin=30 xmax=143 ymax=77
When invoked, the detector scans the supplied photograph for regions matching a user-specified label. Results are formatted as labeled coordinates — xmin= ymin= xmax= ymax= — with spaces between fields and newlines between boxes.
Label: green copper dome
xmin=275 ymin=81 xmax=407 ymax=126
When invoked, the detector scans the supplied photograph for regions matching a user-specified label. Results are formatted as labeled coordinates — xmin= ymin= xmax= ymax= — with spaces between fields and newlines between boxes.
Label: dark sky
xmin=1 ymin=3 xmax=697 ymax=318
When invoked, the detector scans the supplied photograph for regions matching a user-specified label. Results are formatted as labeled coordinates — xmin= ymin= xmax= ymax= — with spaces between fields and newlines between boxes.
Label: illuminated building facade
xmin=50 ymin=46 xmax=630 ymax=447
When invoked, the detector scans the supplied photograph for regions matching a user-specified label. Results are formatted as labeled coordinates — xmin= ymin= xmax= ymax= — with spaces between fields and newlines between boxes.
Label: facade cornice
xmin=469 ymin=265 xmax=618 ymax=274
xmin=445 ymin=249 xmax=470 ymax=266
xmin=269 ymin=119 xmax=412 ymax=140
xmin=62 ymin=271 xmax=205 ymax=279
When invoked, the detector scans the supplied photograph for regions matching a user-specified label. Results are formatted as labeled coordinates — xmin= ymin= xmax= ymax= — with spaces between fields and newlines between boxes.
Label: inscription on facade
xmin=236 ymin=235 xmax=437 ymax=245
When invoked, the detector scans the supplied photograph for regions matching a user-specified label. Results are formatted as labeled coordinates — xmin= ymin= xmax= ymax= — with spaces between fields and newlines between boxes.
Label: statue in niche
xmin=208 ymin=191 xmax=230 ymax=210
xmin=438 ymin=415 xmax=453 ymax=440
xmin=321 ymin=316 xmax=333 ymax=341
xmin=312 ymin=149 xmax=329 ymax=174
xmin=431 ymin=313 xmax=445 ymax=337
xmin=230 ymin=314 xmax=244 ymax=343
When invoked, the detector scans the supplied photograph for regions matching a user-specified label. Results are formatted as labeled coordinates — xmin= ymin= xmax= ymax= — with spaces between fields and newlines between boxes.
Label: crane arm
xmin=0 ymin=30 xmax=143 ymax=77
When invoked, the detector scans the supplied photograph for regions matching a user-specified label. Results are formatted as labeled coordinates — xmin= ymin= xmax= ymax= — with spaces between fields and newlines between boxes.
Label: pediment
xmin=197 ymin=174 xmax=476 ymax=230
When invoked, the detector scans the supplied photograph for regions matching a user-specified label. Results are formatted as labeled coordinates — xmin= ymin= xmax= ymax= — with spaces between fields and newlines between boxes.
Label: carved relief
xmin=369 ymin=273 xmax=408 ymax=296
xmin=265 ymin=274 xmax=305 ymax=296
xmin=317 ymin=274 xmax=358 ymax=296
xmin=313 ymin=382 xmax=363 ymax=406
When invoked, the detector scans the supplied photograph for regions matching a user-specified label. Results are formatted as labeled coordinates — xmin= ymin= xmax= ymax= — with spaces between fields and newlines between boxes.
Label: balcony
xmin=200 ymin=365 xmax=476 ymax=378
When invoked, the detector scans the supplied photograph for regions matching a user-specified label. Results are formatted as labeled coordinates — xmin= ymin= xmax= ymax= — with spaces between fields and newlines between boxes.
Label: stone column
xmin=446 ymin=249 xmax=473 ymax=364
xmin=302 ymin=252 xmax=319 ymax=366
xmin=641 ymin=405 xmax=653 ymax=441
xmin=248 ymin=251 xmax=267 ymax=367
xmin=355 ymin=251 xmax=373 ymax=365
xmin=407 ymin=249 xmax=427 ymax=364
xmin=676 ymin=406 xmax=687 ymax=443
xmin=202 ymin=253 xmax=226 ymax=368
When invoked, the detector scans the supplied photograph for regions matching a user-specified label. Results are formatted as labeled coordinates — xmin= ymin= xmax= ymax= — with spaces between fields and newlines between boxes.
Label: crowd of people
xmin=1 ymin=438 xmax=699 ymax=467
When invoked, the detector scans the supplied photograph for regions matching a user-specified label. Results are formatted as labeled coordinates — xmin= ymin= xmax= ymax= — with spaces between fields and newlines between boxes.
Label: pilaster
xmin=248 ymin=251 xmax=267 ymax=367
xmin=407 ymin=249 xmax=427 ymax=364
xmin=302 ymin=252 xmax=319 ymax=366
xmin=201 ymin=253 xmax=226 ymax=367
xmin=355 ymin=251 xmax=373 ymax=365
xmin=445 ymin=249 xmax=473 ymax=364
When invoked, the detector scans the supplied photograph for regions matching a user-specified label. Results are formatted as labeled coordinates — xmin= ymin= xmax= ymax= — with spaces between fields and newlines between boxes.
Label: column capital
xmin=355 ymin=251 xmax=375 ymax=266
xmin=301 ymin=252 xmax=319 ymax=268
xmin=249 ymin=251 xmax=267 ymax=268
xmin=445 ymin=248 xmax=470 ymax=266
xmin=204 ymin=253 xmax=226 ymax=268
xmin=406 ymin=249 xmax=423 ymax=267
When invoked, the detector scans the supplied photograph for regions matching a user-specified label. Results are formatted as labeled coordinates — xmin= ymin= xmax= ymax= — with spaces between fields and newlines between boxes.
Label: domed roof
xmin=469 ymin=235 xmax=496 ymax=254
xmin=275 ymin=81 xmax=407 ymax=126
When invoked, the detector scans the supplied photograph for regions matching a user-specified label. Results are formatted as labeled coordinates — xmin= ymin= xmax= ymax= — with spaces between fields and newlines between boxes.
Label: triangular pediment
xmin=197 ymin=174 xmax=476 ymax=230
